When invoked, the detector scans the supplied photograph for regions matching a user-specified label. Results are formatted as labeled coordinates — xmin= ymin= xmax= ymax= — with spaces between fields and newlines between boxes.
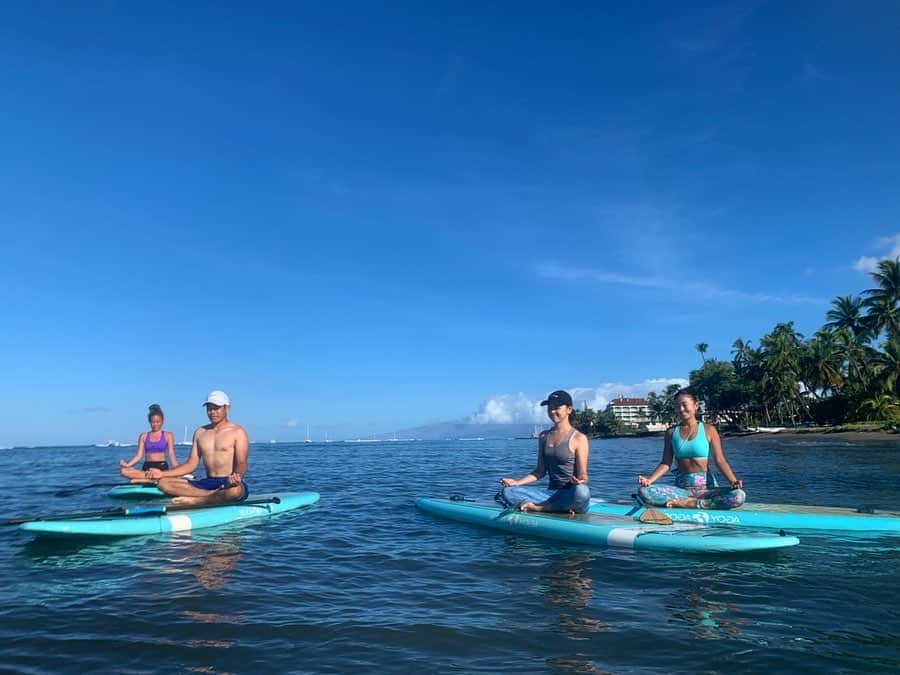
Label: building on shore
xmin=606 ymin=396 xmax=667 ymax=431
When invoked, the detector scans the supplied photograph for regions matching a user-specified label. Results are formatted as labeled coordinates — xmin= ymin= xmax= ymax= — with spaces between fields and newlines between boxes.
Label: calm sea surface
xmin=1 ymin=436 xmax=899 ymax=673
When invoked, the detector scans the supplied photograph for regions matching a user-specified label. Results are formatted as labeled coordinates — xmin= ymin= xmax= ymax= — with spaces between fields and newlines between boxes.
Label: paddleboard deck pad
xmin=108 ymin=484 xmax=166 ymax=500
xmin=20 ymin=492 xmax=319 ymax=538
xmin=416 ymin=497 xmax=799 ymax=553
xmin=588 ymin=499 xmax=900 ymax=533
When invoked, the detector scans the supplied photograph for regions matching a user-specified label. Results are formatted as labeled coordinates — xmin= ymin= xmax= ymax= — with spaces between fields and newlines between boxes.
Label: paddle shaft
xmin=6 ymin=496 xmax=281 ymax=525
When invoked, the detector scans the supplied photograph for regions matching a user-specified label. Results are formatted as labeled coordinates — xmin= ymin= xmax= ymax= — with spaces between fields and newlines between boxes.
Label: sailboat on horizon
xmin=177 ymin=425 xmax=192 ymax=446
xmin=305 ymin=424 xmax=313 ymax=443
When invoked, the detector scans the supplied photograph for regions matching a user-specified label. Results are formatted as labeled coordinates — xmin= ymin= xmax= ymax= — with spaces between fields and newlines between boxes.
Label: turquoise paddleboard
xmin=108 ymin=484 xmax=166 ymax=500
xmin=416 ymin=497 xmax=799 ymax=554
xmin=19 ymin=492 xmax=319 ymax=538
xmin=588 ymin=499 xmax=900 ymax=533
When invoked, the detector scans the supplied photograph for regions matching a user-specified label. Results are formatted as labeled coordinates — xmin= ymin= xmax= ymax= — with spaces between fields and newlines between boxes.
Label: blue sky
xmin=1 ymin=1 xmax=899 ymax=446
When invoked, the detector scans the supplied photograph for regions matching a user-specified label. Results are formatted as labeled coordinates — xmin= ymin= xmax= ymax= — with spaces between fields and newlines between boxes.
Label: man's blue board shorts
xmin=188 ymin=476 xmax=249 ymax=501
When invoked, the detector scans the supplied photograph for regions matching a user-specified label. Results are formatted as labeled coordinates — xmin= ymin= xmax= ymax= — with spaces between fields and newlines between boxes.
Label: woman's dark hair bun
xmin=147 ymin=403 xmax=164 ymax=420
xmin=674 ymin=388 xmax=698 ymax=402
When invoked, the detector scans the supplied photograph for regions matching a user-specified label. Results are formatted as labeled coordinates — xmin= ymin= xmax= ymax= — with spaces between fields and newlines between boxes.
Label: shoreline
xmin=593 ymin=428 xmax=900 ymax=442
xmin=724 ymin=428 xmax=900 ymax=442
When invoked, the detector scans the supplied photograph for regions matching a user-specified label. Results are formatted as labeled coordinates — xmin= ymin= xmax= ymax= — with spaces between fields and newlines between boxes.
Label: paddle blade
xmin=638 ymin=508 xmax=673 ymax=525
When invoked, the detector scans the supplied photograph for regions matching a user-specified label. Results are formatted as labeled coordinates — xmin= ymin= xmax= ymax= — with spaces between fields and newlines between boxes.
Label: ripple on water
xmin=1 ymin=439 xmax=899 ymax=673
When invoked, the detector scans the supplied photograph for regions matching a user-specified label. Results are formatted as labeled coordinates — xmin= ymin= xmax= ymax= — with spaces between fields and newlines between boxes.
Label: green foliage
xmin=688 ymin=359 xmax=751 ymax=425
xmin=572 ymin=407 xmax=623 ymax=437
xmin=808 ymin=394 xmax=851 ymax=425
xmin=857 ymin=394 xmax=900 ymax=422
xmin=646 ymin=258 xmax=900 ymax=427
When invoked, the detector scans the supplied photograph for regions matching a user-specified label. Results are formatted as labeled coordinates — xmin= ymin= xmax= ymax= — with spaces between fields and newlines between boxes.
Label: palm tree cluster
xmin=650 ymin=259 xmax=900 ymax=427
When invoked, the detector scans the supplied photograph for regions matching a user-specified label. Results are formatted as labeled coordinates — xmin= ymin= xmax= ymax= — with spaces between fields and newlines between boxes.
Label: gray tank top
xmin=542 ymin=428 xmax=577 ymax=490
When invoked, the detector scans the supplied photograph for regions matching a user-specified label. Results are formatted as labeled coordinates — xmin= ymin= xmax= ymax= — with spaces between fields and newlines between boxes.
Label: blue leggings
xmin=498 ymin=484 xmax=591 ymax=514
xmin=638 ymin=472 xmax=745 ymax=510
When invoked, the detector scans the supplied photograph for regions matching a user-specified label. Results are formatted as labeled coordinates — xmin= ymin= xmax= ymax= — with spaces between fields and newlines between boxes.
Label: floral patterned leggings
xmin=638 ymin=472 xmax=746 ymax=510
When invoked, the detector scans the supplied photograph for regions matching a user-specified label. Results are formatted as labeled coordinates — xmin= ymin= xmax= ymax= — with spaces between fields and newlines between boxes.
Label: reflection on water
xmin=3 ymin=439 xmax=900 ymax=673
xmin=168 ymin=534 xmax=242 ymax=592
xmin=540 ymin=554 xmax=610 ymax=673
xmin=542 ymin=554 xmax=608 ymax=637
xmin=664 ymin=565 xmax=744 ymax=640
xmin=166 ymin=533 xmax=243 ymax=633
xmin=668 ymin=589 xmax=743 ymax=640
xmin=22 ymin=536 xmax=144 ymax=566
xmin=545 ymin=657 xmax=610 ymax=674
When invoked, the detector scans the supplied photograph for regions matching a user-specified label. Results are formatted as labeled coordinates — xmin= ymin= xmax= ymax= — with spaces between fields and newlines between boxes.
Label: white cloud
xmin=468 ymin=378 xmax=688 ymax=424
xmin=536 ymin=262 xmax=823 ymax=305
xmin=853 ymin=234 xmax=900 ymax=273
xmin=285 ymin=418 xmax=299 ymax=428
xmin=469 ymin=392 xmax=540 ymax=424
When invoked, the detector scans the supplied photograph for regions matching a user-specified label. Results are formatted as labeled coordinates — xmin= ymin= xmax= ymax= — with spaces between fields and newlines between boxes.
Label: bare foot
xmin=518 ymin=501 xmax=540 ymax=512
xmin=171 ymin=496 xmax=204 ymax=506
xmin=665 ymin=497 xmax=698 ymax=509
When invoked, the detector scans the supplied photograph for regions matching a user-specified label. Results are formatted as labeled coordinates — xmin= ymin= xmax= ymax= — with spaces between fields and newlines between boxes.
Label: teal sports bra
xmin=671 ymin=422 xmax=709 ymax=459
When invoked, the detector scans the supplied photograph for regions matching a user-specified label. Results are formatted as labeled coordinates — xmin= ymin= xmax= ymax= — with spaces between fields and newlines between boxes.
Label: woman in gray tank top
xmin=498 ymin=390 xmax=591 ymax=513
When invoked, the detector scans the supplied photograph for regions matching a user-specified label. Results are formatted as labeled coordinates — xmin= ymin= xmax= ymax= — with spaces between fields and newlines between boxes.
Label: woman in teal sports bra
xmin=636 ymin=389 xmax=745 ymax=510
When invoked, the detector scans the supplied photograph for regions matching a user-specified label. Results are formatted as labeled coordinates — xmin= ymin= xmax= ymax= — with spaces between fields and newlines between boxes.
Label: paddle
xmin=625 ymin=494 xmax=675 ymax=525
xmin=637 ymin=508 xmax=673 ymax=525
xmin=54 ymin=481 xmax=158 ymax=497
xmin=5 ymin=496 xmax=282 ymax=525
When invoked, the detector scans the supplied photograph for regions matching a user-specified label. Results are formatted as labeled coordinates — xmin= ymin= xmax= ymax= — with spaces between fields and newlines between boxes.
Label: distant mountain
xmin=370 ymin=421 xmax=541 ymax=441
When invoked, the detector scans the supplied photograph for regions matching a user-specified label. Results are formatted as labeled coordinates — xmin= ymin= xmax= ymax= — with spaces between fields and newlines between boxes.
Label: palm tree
xmin=863 ymin=258 xmax=900 ymax=341
xmin=695 ymin=342 xmax=708 ymax=364
xmin=759 ymin=323 xmax=805 ymax=423
xmin=857 ymin=393 xmax=900 ymax=421
xmin=731 ymin=338 xmax=756 ymax=374
xmin=801 ymin=329 xmax=844 ymax=398
xmin=825 ymin=295 xmax=867 ymax=337
xmin=833 ymin=327 xmax=876 ymax=390
xmin=730 ymin=338 xmax=765 ymax=425
xmin=874 ymin=339 xmax=900 ymax=395
xmin=646 ymin=392 xmax=670 ymax=424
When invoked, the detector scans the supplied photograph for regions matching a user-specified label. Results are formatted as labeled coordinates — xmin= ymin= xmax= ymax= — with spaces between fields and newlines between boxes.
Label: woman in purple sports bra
xmin=119 ymin=404 xmax=177 ymax=480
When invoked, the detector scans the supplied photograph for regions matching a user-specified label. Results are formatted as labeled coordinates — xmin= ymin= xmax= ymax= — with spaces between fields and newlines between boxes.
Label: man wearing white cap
xmin=145 ymin=390 xmax=250 ymax=504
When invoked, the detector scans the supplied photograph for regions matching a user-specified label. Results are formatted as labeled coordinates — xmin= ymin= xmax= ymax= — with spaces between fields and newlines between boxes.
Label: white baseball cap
xmin=203 ymin=390 xmax=231 ymax=407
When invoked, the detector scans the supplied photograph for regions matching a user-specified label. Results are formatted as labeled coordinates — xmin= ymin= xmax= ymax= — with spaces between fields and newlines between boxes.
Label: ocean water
xmin=1 ymin=436 xmax=899 ymax=674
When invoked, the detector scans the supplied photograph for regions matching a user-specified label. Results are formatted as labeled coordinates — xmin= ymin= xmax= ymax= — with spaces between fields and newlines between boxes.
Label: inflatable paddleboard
xmin=19 ymin=492 xmax=319 ymax=539
xmin=416 ymin=497 xmax=799 ymax=554
xmin=108 ymin=484 xmax=166 ymax=500
xmin=588 ymin=499 xmax=900 ymax=533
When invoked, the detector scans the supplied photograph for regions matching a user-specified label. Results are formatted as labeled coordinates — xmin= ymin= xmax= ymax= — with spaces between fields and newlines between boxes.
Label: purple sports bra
xmin=145 ymin=431 xmax=167 ymax=454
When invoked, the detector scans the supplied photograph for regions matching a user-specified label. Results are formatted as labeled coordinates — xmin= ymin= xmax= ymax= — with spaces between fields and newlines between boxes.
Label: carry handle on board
xmin=4 ymin=496 xmax=282 ymax=525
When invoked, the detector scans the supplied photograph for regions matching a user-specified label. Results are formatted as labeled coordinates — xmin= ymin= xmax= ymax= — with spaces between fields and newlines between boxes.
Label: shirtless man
xmin=145 ymin=390 xmax=249 ymax=505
